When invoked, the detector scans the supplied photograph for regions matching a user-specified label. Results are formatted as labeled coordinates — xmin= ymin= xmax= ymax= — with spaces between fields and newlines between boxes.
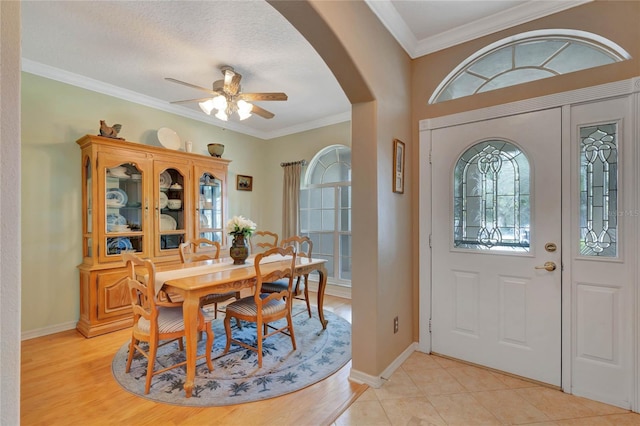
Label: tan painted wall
xmin=19 ymin=72 xmax=350 ymax=334
xmin=273 ymin=0 xmax=413 ymax=377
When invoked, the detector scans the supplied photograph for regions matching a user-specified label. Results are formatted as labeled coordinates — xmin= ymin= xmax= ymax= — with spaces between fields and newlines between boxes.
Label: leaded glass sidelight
xmin=454 ymin=140 xmax=530 ymax=252
xmin=579 ymin=123 xmax=618 ymax=257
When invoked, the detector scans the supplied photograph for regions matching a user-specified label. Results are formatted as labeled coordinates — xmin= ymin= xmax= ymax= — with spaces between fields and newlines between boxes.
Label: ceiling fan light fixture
xmin=212 ymin=95 xmax=227 ymax=111
xmin=167 ymin=66 xmax=284 ymax=121
xmin=198 ymin=99 xmax=215 ymax=115
xmin=215 ymin=109 xmax=228 ymax=121
xmin=237 ymin=100 xmax=253 ymax=120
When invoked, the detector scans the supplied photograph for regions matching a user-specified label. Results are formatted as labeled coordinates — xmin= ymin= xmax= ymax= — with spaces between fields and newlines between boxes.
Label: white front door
xmin=431 ymin=108 xmax=562 ymax=386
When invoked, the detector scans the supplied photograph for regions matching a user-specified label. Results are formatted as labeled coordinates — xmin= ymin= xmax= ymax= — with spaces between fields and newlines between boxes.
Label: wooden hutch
xmin=76 ymin=135 xmax=230 ymax=337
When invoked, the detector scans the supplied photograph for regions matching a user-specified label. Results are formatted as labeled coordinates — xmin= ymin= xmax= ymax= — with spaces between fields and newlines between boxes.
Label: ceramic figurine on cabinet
xmin=99 ymin=120 xmax=124 ymax=140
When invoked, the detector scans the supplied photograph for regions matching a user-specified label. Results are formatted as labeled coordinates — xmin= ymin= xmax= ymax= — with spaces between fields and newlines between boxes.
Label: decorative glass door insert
xmin=454 ymin=140 xmax=530 ymax=252
xmin=579 ymin=123 xmax=618 ymax=257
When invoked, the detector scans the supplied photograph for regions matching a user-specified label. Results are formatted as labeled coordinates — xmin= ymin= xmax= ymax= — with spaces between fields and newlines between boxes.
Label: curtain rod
xmin=280 ymin=159 xmax=307 ymax=167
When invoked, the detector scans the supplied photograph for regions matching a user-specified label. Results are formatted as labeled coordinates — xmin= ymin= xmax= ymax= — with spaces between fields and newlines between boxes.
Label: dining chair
xmin=261 ymin=235 xmax=313 ymax=318
xmin=179 ymin=238 xmax=241 ymax=320
xmin=222 ymin=245 xmax=297 ymax=367
xmin=122 ymin=253 xmax=214 ymax=394
xmin=249 ymin=230 xmax=279 ymax=255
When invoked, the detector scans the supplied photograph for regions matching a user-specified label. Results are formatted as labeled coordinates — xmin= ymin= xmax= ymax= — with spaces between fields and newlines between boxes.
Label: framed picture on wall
xmin=393 ymin=139 xmax=405 ymax=194
xmin=237 ymin=175 xmax=253 ymax=191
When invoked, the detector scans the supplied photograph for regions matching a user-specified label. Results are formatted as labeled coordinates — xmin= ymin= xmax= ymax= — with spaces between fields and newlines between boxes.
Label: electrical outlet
xmin=394 ymin=316 xmax=399 ymax=334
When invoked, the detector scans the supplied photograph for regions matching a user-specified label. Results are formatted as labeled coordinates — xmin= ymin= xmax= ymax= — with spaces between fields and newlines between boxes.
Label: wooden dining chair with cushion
xmin=249 ymin=230 xmax=279 ymax=255
xmin=122 ymin=253 xmax=214 ymax=394
xmin=222 ymin=246 xmax=297 ymax=367
xmin=179 ymin=238 xmax=241 ymax=319
xmin=261 ymin=235 xmax=313 ymax=318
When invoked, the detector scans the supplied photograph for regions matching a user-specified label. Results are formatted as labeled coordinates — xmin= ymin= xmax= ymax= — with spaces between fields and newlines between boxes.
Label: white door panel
xmin=432 ymin=108 xmax=562 ymax=386
xmin=569 ymin=97 xmax=634 ymax=408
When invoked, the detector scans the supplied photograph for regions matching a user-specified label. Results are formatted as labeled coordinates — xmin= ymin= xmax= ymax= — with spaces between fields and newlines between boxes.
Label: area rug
xmin=111 ymin=308 xmax=351 ymax=406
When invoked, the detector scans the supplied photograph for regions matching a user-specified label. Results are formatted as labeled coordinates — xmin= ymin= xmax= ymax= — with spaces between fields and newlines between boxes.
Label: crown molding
xmin=367 ymin=0 xmax=592 ymax=59
xmin=364 ymin=0 xmax=417 ymax=57
xmin=262 ymin=111 xmax=351 ymax=140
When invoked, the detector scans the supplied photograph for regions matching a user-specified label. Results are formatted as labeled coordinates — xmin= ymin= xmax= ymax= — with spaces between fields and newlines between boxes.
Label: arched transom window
xmin=454 ymin=140 xmax=530 ymax=252
xmin=431 ymin=30 xmax=631 ymax=104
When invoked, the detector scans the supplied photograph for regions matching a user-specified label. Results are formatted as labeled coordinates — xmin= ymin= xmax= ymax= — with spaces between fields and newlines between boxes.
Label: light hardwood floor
xmin=21 ymin=293 xmax=364 ymax=426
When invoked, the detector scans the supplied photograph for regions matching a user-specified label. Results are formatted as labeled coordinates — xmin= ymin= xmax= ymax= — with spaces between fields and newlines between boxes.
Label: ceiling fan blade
xmin=239 ymin=92 xmax=288 ymax=102
xmin=170 ymin=97 xmax=212 ymax=104
xmin=165 ymin=78 xmax=218 ymax=96
xmin=250 ymin=104 xmax=275 ymax=119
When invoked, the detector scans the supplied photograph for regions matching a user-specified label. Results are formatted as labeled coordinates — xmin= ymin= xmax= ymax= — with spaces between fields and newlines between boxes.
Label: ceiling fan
xmin=166 ymin=65 xmax=287 ymax=121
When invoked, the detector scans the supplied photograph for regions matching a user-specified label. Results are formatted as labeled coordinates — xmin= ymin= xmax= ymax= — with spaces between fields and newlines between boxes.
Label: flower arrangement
xmin=225 ymin=215 xmax=257 ymax=238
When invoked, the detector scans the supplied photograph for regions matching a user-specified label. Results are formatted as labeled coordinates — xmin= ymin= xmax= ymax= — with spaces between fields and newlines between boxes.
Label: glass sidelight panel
xmin=579 ymin=123 xmax=618 ymax=257
xmin=453 ymin=140 xmax=530 ymax=252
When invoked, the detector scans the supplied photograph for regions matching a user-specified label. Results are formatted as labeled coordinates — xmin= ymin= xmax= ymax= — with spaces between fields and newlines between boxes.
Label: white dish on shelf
xmin=106 ymin=188 xmax=127 ymax=207
xmin=157 ymin=127 xmax=181 ymax=150
xmin=159 ymin=192 xmax=168 ymax=209
xmin=160 ymin=214 xmax=177 ymax=231
xmin=159 ymin=171 xmax=172 ymax=189
xmin=107 ymin=237 xmax=133 ymax=254
xmin=107 ymin=213 xmax=127 ymax=231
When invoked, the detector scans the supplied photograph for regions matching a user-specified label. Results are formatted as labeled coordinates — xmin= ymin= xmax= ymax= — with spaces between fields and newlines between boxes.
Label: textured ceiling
xmin=21 ymin=0 xmax=589 ymax=140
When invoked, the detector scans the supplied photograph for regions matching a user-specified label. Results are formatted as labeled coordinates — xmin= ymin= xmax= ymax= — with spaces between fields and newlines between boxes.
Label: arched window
xmin=300 ymin=145 xmax=351 ymax=285
xmin=431 ymin=30 xmax=631 ymax=104
xmin=454 ymin=140 xmax=530 ymax=252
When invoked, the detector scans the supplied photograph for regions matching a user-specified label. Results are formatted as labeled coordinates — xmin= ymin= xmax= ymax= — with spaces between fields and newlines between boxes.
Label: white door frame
xmin=418 ymin=76 xmax=640 ymax=408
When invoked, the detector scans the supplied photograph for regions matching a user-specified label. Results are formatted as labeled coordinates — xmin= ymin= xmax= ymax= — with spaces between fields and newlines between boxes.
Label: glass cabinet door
xmin=105 ymin=162 xmax=144 ymax=257
xmin=198 ymin=172 xmax=223 ymax=244
xmin=157 ymin=165 xmax=187 ymax=255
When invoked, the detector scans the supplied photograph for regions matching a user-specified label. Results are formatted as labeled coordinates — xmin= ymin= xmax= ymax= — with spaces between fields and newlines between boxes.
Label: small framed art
xmin=236 ymin=175 xmax=253 ymax=191
xmin=393 ymin=139 xmax=405 ymax=194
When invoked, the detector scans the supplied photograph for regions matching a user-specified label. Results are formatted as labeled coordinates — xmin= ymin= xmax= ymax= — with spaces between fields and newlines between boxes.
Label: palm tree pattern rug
xmin=111 ymin=308 xmax=351 ymax=406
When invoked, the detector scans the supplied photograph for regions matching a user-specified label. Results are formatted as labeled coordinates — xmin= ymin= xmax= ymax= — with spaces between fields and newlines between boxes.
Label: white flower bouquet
xmin=225 ymin=215 xmax=257 ymax=238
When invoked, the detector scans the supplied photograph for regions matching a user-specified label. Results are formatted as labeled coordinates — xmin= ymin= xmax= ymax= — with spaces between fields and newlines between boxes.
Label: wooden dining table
xmin=149 ymin=255 xmax=328 ymax=398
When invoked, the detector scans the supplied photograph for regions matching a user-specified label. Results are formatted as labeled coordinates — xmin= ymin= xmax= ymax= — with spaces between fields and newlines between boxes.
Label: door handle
xmin=535 ymin=261 xmax=556 ymax=272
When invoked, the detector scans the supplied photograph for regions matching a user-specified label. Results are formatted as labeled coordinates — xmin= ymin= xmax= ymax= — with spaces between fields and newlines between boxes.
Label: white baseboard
xmin=308 ymin=280 xmax=352 ymax=299
xmin=22 ymin=321 xmax=77 ymax=341
xmin=349 ymin=342 xmax=418 ymax=388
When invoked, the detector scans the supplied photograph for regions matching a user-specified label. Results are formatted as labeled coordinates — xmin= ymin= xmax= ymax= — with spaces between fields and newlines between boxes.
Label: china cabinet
xmin=76 ymin=135 xmax=229 ymax=337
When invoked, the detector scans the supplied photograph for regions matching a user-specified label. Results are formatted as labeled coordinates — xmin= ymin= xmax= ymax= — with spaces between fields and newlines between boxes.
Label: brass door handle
xmin=535 ymin=261 xmax=557 ymax=272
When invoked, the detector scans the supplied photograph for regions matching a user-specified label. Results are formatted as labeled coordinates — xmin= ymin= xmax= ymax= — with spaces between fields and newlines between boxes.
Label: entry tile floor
xmin=334 ymin=352 xmax=640 ymax=425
